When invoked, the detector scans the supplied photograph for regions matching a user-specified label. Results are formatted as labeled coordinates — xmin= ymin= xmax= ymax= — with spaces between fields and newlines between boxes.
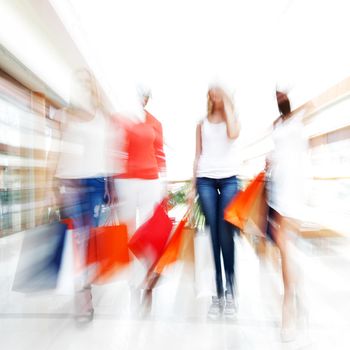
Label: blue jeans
xmin=57 ymin=177 xmax=106 ymax=295
xmin=196 ymin=176 xmax=239 ymax=298
xmin=58 ymin=177 xmax=106 ymax=229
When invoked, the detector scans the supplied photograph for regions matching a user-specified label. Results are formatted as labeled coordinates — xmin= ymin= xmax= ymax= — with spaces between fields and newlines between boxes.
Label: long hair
xmin=207 ymin=90 xmax=214 ymax=116
xmin=207 ymin=86 xmax=234 ymax=118
xmin=69 ymin=68 xmax=110 ymax=114
xmin=276 ymin=90 xmax=291 ymax=117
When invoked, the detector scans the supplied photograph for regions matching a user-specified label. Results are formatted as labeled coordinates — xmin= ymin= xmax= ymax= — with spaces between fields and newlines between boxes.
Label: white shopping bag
xmin=194 ymin=228 xmax=216 ymax=298
xmin=55 ymin=230 xmax=76 ymax=295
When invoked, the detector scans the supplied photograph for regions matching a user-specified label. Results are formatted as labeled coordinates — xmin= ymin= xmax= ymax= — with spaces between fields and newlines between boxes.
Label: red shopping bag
xmin=128 ymin=201 xmax=173 ymax=268
xmin=86 ymin=211 xmax=130 ymax=284
xmin=61 ymin=218 xmax=74 ymax=230
xmin=152 ymin=209 xmax=191 ymax=274
xmin=224 ymin=171 xmax=266 ymax=230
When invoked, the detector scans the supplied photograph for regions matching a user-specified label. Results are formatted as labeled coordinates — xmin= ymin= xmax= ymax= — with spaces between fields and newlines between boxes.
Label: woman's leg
xmin=85 ymin=177 xmax=106 ymax=228
xmin=59 ymin=179 xmax=90 ymax=271
xmin=136 ymin=179 xmax=166 ymax=310
xmin=59 ymin=179 xmax=86 ymax=228
xmin=114 ymin=179 xmax=138 ymax=236
xmin=269 ymin=210 xmax=296 ymax=339
xmin=114 ymin=179 xmax=147 ymax=309
xmin=137 ymin=179 xmax=164 ymax=227
xmin=58 ymin=179 xmax=94 ymax=321
xmin=196 ymin=178 xmax=223 ymax=298
xmin=217 ymin=176 xmax=238 ymax=297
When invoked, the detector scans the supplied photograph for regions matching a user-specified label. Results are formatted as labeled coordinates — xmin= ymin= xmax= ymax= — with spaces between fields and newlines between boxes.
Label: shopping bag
xmin=243 ymin=186 xmax=268 ymax=237
xmin=224 ymin=171 xmax=266 ymax=231
xmin=193 ymin=228 xmax=216 ymax=298
xmin=61 ymin=218 xmax=74 ymax=230
xmin=128 ymin=200 xmax=173 ymax=269
xmin=152 ymin=209 xmax=191 ymax=275
xmin=55 ymin=227 xmax=76 ymax=295
xmin=177 ymin=226 xmax=195 ymax=282
xmin=12 ymin=221 xmax=67 ymax=293
xmin=180 ymin=227 xmax=195 ymax=264
xmin=61 ymin=218 xmax=83 ymax=271
xmin=86 ymin=209 xmax=130 ymax=284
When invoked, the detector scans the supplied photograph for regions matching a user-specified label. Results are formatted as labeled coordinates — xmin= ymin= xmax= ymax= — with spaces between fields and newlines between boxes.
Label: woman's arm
xmin=153 ymin=118 xmax=167 ymax=177
xmin=46 ymin=110 xmax=64 ymax=208
xmin=223 ymin=93 xmax=240 ymax=140
xmin=188 ymin=122 xmax=202 ymax=204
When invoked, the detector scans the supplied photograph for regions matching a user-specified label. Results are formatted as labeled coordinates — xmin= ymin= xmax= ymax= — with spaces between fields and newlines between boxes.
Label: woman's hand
xmin=104 ymin=178 xmax=117 ymax=206
xmin=47 ymin=188 xmax=58 ymax=209
xmin=222 ymin=92 xmax=233 ymax=114
xmin=104 ymin=188 xmax=117 ymax=206
xmin=187 ymin=187 xmax=197 ymax=207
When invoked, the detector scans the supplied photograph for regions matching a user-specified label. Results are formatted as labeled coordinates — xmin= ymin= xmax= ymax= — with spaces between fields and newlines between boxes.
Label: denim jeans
xmin=57 ymin=177 xmax=106 ymax=290
xmin=58 ymin=177 xmax=106 ymax=229
xmin=196 ymin=176 xmax=239 ymax=298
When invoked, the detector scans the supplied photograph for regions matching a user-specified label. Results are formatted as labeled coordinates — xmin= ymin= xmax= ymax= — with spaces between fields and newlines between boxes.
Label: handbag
xmin=224 ymin=171 xmax=266 ymax=233
xmin=128 ymin=200 xmax=173 ymax=269
xmin=12 ymin=220 xmax=67 ymax=293
xmin=86 ymin=207 xmax=130 ymax=284
xmin=193 ymin=227 xmax=216 ymax=298
xmin=152 ymin=208 xmax=191 ymax=274
xmin=55 ymin=226 xmax=75 ymax=295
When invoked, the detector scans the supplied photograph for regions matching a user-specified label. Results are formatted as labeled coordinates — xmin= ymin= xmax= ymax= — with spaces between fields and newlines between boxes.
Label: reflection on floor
xmin=1 ymin=231 xmax=350 ymax=350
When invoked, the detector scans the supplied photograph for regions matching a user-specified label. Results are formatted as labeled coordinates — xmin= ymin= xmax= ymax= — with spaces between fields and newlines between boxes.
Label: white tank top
xmin=196 ymin=117 xmax=239 ymax=179
xmin=55 ymin=109 xmax=110 ymax=179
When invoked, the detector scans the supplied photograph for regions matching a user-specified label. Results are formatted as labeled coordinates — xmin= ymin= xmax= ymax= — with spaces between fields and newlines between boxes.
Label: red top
xmin=114 ymin=111 xmax=166 ymax=179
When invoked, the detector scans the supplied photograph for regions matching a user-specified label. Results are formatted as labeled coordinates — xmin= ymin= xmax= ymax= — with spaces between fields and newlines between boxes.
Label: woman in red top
xmin=114 ymin=89 xmax=166 ymax=228
xmin=116 ymin=95 xmax=166 ymax=181
xmin=111 ymin=88 xmax=167 ymax=290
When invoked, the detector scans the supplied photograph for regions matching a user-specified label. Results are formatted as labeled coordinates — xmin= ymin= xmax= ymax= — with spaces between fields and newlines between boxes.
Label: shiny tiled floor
xmin=1 ymin=231 xmax=350 ymax=350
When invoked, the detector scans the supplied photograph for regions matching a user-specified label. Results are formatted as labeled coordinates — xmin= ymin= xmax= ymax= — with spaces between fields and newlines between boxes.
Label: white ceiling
xmin=3 ymin=0 xmax=349 ymax=180
xmin=0 ymin=0 xmax=89 ymax=102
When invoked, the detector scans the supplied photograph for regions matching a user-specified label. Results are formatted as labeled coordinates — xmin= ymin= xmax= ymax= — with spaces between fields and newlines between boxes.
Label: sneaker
xmin=74 ymin=287 xmax=94 ymax=323
xmin=224 ymin=293 xmax=237 ymax=319
xmin=281 ymin=296 xmax=297 ymax=342
xmin=208 ymin=296 xmax=224 ymax=320
xmin=280 ymin=327 xmax=296 ymax=343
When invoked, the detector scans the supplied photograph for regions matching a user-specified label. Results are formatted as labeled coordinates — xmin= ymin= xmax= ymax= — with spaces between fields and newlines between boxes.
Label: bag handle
xmin=100 ymin=205 xmax=120 ymax=226
xmin=181 ymin=205 xmax=194 ymax=223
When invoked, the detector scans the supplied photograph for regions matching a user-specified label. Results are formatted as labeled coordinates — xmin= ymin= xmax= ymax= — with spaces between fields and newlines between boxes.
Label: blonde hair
xmin=69 ymin=68 xmax=110 ymax=114
xmin=207 ymin=91 xmax=214 ymax=116
xmin=207 ymin=86 xmax=234 ymax=117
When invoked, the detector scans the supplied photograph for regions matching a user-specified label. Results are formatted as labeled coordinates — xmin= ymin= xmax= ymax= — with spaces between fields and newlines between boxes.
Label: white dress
xmin=268 ymin=110 xmax=309 ymax=220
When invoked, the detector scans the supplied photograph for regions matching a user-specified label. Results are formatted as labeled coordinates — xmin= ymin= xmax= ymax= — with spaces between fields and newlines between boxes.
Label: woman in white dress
xmin=266 ymin=90 xmax=310 ymax=341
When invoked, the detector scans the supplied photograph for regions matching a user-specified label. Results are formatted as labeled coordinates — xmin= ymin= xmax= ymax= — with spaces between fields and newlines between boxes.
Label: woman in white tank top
xmin=48 ymin=68 xmax=115 ymax=322
xmin=190 ymin=86 xmax=241 ymax=320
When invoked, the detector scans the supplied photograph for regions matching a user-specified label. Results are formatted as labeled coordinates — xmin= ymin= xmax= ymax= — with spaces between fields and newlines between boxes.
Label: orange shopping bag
xmin=86 ymin=209 xmax=130 ymax=284
xmin=243 ymin=184 xmax=268 ymax=237
xmin=224 ymin=171 xmax=266 ymax=231
xmin=152 ymin=208 xmax=192 ymax=275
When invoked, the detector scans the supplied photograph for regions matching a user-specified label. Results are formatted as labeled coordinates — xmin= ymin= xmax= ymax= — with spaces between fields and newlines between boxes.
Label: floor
xmin=1 ymin=230 xmax=350 ymax=350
